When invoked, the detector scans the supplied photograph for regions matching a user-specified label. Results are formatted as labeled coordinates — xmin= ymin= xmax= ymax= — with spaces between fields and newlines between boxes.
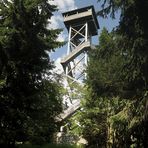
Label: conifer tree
xmin=79 ymin=0 xmax=148 ymax=147
xmin=0 ymin=0 xmax=63 ymax=145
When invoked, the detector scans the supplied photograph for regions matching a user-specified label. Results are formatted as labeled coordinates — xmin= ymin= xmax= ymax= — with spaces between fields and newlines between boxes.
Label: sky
xmin=49 ymin=0 xmax=120 ymax=73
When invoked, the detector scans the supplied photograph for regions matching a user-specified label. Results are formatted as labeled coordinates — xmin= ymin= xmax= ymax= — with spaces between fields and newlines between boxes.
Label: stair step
xmin=56 ymin=100 xmax=81 ymax=122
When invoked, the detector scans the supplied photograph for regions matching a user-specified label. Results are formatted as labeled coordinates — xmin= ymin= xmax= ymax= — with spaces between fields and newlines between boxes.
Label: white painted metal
xmin=67 ymin=26 xmax=72 ymax=55
xmin=85 ymin=22 xmax=88 ymax=42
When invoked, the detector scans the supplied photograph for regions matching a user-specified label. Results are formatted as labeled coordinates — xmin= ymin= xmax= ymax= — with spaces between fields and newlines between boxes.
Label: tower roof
xmin=62 ymin=6 xmax=99 ymax=36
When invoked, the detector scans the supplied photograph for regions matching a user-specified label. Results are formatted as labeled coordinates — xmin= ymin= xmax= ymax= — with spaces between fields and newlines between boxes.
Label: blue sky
xmin=49 ymin=0 xmax=120 ymax=60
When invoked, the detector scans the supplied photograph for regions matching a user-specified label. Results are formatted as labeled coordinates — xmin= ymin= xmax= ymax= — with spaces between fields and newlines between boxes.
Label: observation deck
xmin=63 ymin=5 xmax=99 ymax=36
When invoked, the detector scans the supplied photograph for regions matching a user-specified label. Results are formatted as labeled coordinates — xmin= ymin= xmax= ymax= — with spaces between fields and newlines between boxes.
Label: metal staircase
xmin=56 ymin=99 xmax=80 ymax=122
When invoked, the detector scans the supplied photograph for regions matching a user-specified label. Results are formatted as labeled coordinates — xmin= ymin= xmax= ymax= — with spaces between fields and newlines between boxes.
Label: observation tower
xmin=56 ymin=6 xmax=99 ymax=144
xmin=57 ymin=6 xmax=99 ymax=122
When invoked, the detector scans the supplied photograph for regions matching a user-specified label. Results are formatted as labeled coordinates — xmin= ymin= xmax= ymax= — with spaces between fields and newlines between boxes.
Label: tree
xmin=98 ymin=0 xmax=148 ymax=147
xmin=77 ymin=28 xmax=128 ymax=147
xmin=87 ymin=28 xmax=125 ymax=98
xmin=78 ymin=0 xmax=148 ymax=147
xmin=0 ymin=0 xmax=63 ymax=146
xmin=97 ymin=0 xmax=148 ymax=97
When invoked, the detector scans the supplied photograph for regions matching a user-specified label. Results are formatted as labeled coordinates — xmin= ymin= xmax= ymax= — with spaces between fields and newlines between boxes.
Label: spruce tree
xmin=79 ymin=0 xmax=148 ymax=147
xmin=0 ymin=0 xmax=63 ymax=145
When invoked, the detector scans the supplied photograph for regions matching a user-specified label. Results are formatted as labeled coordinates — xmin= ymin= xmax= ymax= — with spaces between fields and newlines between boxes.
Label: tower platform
xmin=63 ymin=6 xmax=99 ymax=36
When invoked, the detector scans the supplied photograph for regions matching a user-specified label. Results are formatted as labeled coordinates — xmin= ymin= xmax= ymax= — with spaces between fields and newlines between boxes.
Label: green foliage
xmin=87 ymin=28 xmax=125 ymax=98
xmin=16 ymin=143 xmax=83 ymax=148
xmin=98 ymin=0 xmax=148 ymax=96
xmin=98 ymin=4 xmax=148 ymax=147
xmin=78 ymin=23 xmax=148 ymax=147
xmin=78 ymin=90 xmax=128 ymax=147
xmin=0 ymin=0 xmax=64 ymax=146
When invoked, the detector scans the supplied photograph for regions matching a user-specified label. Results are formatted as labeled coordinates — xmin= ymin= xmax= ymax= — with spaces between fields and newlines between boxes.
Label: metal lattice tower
xmin=56 ymin=6 xmax=99 ymax=122
xmin=61 ymin=6 xmax=99 ymax=83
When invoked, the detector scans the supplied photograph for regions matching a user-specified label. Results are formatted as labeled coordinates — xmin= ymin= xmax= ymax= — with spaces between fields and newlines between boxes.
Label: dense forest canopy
xmin=0 ymin=0 xmax=148 ymax=147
